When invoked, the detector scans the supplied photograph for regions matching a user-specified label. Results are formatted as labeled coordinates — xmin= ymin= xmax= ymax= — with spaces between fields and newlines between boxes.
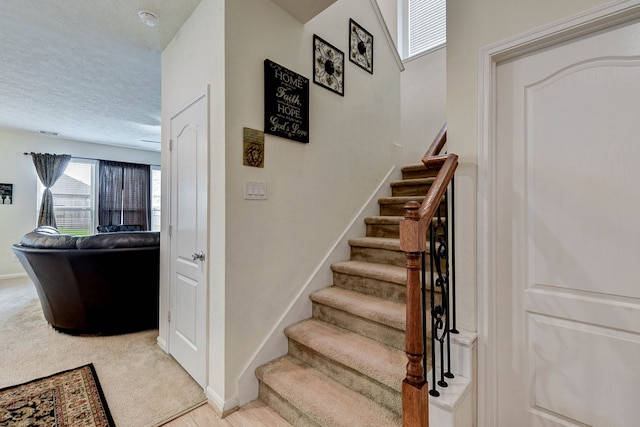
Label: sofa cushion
xmin=76 ymin=231 xmax=160 ymax=249
xmin=20 ymin=231 xmax=77 ymax=249
xmin=97 ymin=224 xmax=143 ymax=233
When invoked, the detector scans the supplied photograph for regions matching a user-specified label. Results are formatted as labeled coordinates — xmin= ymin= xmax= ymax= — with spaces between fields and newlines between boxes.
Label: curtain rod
xmin=23 ymin=152 xmax=159 ymax=167
xmin=23 ymin=152 xmax=93 ymax=161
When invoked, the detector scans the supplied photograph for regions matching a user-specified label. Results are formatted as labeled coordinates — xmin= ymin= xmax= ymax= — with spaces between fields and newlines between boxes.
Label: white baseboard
xmin=156 ymin=336 xmax=168 ymax=353
xmin=206 ymin=386 xmax=239 ymax=418
xmin=0 ymin=273 xmax=28 ymax=281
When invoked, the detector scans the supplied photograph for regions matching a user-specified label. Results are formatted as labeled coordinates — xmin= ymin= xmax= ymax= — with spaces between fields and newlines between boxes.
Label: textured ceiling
xmin=0 ymin=0 xmax=202 ymax=151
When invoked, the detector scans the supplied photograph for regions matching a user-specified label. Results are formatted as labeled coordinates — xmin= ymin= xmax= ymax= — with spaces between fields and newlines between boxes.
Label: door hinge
xmin=169 ymin=139 xmax=173 ymax=151
xmin=168 ymin=310 xmax=171 ymax=323
xmin=168 ymin=225 xmax=172 ymax=238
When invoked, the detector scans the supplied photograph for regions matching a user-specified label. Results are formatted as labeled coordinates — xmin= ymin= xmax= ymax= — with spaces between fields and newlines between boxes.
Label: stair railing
xmin=400 ymin=124 xmax=458 ymax=426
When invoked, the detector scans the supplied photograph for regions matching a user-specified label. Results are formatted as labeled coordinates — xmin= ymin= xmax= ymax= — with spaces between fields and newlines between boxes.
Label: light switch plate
xmin=244 ymin=180 xmax=267 ymax=200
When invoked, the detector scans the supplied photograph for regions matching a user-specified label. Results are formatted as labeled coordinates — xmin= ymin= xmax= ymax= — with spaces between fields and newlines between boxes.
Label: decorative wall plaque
xmin=349 ymin=19 xmax=373 ymax=74
xmin=313 ymin=35 xmax=345 ymax=96
xmin=264 ymin=59 xmax=310 ymax=143
xmin=0 ymin=183 xmax=13 ymax=204
xmin=243 ymin=127 xmax=265 ymax=168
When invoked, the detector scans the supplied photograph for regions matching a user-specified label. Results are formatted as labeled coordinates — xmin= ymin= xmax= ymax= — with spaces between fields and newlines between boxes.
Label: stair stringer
xmin=236 ymin=164 xmax=402 ymax=406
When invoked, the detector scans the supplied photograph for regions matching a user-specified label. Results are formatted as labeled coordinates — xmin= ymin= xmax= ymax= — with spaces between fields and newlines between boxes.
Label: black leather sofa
xmin=12 ymin=226 xmax=160 ymax=335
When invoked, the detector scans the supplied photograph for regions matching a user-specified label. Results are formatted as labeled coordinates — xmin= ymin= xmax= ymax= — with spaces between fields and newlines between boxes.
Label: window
xmin=151 ymin=166 xmax=161 ymax=231
xmin=37 ymin=159 xmax=97 ymax=236
xmin=37 ymin=158 xmax=161 ymax=235
xmin=98 ymin=160 xmax=151 ymax=230
xmin=399 ymin=0 xmax=446 ymax=60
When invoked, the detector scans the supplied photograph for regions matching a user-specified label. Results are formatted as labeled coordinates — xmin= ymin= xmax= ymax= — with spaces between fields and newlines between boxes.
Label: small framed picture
xmin=0 ymin=183 xmax=13 ymax=205
xmin=349 ymin=19 xmax=373 ymax=74
xmin=313 ymin=34 xmax=344 ymax=96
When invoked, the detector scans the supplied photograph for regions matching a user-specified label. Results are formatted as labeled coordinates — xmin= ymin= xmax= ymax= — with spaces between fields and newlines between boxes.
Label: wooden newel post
xmin=400 ymin=201 xmax=429 ymax=427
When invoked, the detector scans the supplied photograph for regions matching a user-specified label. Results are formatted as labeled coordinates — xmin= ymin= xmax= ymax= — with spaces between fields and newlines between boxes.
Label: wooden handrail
xmin=401 ymin=124 xmax=457 ymax=427
xmin=399 ymin=156 xmax=458 ymax=252
xmin=422 ymin=123 xmax=447 ymax=162
xmin=418 ymin=154 xmax=458 ymax=227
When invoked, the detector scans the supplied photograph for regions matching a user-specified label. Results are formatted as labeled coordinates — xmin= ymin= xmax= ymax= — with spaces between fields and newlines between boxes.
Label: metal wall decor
xmin=313 ymin=35 xmax=344 ymax=96
xmin=349 ymin=19 xmax=373 ymax=74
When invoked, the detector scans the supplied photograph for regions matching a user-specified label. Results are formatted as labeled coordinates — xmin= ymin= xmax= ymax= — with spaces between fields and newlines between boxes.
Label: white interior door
xmin=169 ymin=89 xmax=209 ymax=388
xmin=494 ymin=18 xmax=640 ymax=427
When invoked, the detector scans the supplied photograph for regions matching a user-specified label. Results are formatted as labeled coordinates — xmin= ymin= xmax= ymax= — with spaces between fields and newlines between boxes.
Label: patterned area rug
xmin=0 ymin=363 xmax=115 ymax=426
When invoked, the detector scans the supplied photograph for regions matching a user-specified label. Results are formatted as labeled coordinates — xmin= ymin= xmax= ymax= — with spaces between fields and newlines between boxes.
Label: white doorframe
xmin=476 ymin=1 xmax=640 ymax=425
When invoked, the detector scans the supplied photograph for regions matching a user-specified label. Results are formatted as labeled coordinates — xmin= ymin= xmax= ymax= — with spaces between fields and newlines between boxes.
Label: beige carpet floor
xmin=0 ymin=276 xmax=207 ymax=427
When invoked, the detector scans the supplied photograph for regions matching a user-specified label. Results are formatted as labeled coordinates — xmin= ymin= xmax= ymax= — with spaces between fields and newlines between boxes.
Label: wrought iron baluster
xmin=450 ymin=177 xmax=458 ymax=335
xmin=428 ymin=186 xmax=456 ymax=397
xmin=428 ymin=234 xmax=439 ymax=397
xmin=442 ymin=189 xmax=454 ymax=381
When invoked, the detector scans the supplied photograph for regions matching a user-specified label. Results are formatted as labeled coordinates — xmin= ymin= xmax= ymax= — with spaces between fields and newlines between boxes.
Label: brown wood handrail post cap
xmin=403 ymin=201 xmax=421 ymax=220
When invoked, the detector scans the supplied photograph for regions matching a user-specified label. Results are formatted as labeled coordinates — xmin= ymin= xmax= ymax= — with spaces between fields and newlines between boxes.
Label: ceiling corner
xmin=269 ymin=0 xmax=337 ymax=23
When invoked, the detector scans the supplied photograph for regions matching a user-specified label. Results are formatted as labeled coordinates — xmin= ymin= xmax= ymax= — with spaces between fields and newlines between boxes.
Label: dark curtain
xmin=98 ymin=161 xmax=124 ymax=227
xmin=122 ymin=162 xmax=150 ymax=229
xmin=99 ymin=161 xmax=150 ymax=230
xmin=31 ymin=153 xmax=71 ymax=228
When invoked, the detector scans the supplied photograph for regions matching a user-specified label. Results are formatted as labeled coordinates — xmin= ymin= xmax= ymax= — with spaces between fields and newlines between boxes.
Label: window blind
xmin=408 ymin=0 xmax=446 ymax=58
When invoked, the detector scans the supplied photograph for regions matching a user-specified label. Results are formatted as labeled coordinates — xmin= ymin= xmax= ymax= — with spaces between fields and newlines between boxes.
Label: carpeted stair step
xmin=310 ymin=286 xmax=406 ymax=350
xmin=378 ymin=195 xmax=447 ymax=217
xmin=365 ymin=216 xmax=402 ymax=238
xmin=390 ymin=177 xmax=436 ymax=197
xmin=285 ymin=319 xmax=405 ymax=417
xmin=348 ymin=236 xmax=405 ymax=267
xmin=378 ymin=196 xmax=424 ymax=216
xmin=401 ymin=164 xmax=440 ymax=180
xmin=256 ymin=355 xmax=402 ymax=427
xmin=331 ymin=260 xmax=407 ymax=303
xmin=364 ymin=215 xmax=448 ymax=242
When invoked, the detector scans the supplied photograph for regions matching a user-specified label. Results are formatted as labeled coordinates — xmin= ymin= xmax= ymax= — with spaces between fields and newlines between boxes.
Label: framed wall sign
xmin=349 ymin=18 xmax=373 ymax=74
xmin=264 ymin=59 xmax=310 ymax=143
xmin=313 ymin=35 xmax=344 ymax=96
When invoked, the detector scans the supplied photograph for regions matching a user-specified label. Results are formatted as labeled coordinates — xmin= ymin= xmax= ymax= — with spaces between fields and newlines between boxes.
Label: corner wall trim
xmin=370 ymin=0 xmax=404 ymax=71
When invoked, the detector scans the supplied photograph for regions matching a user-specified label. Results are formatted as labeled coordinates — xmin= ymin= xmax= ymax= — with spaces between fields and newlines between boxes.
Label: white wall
xmin=376 ymin=0 xmax=447 ymax=169
xmin=447 ymin=0 xmax=613 ymax=332
xmin=224 ymin=0 xmax=401 ymax=405
xmin=163 ymin=0 xmax=402 ymax=410
xmin=400 ymin=48 xmax=447 ymax=165
xmin=160 ymin=0 xmax=227 ymax=405
xmin=376 ymin=0 xmax=398 ymax=47
xmin=0 ymin=128 xmax=160 ymax=278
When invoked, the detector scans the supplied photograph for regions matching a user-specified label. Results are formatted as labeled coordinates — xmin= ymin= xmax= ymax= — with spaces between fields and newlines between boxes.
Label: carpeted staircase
xmin=256 ymin=163 xmax=442 ymax=426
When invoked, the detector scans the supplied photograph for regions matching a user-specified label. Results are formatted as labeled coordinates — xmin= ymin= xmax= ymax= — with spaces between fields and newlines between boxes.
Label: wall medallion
xmin=243 ymin=127 xmax=265 ymax=168
xmin=313 ymin=34 xmax=345 ymax=96
xmin=349 ymin=19 xmax=373 ymax=74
